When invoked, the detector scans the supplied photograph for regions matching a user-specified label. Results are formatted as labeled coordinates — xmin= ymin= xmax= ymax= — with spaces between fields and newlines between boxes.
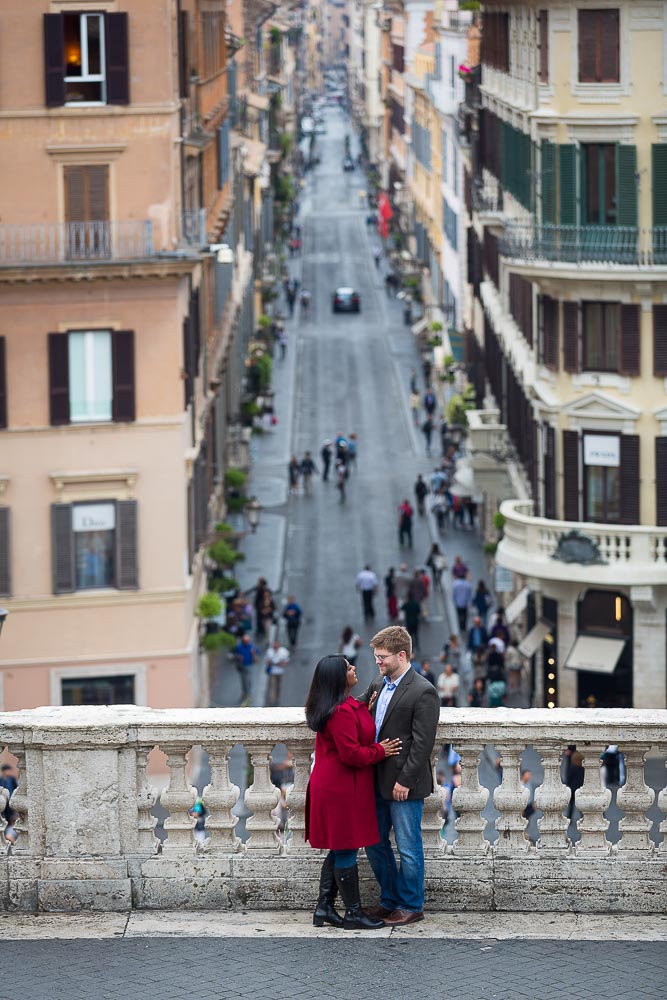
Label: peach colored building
xmin=0 ymin=1 xmax=242 ymax=711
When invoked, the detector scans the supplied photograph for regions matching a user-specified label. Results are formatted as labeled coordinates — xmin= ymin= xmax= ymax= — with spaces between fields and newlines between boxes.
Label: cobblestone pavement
xmin=4 ymin=937 xmax=666 ymax=1000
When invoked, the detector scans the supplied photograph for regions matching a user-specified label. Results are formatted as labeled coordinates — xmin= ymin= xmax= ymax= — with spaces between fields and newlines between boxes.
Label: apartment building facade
xmin=0 ymin=1 xmax=260 ymax=712
xmin=467 ymin=1 xmax=667 ymax=709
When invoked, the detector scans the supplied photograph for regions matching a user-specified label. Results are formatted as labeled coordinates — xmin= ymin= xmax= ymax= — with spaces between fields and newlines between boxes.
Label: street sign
xmin=494 ymin=565 xmax=514 ymax=592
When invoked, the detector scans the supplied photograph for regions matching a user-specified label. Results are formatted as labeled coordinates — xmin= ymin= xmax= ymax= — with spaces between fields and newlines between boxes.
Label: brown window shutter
xmin=112 ymin=330 xmax=135 ymax=422
xmin=0 ymin=507 xmax=10 ymax=597
xmin=87 ymin=166 xmax=109 ymax=222
xmin=43 ymin=13 xmax=65 ymax=107
xmin=116 ymin=500 xmax=139 ymax=589
xmin=563 ymin=302 xmax=579 ymax=372
xmin=544 ymin=425 xmax=556 ymax=519
xmin=656 ymin=438 xmax=667 ymax=526
xmin=64 ymin=167 xmax=86 ymax=223
xmin=105 ymin=13 xmax=130 ymax=105
xmin=619 ymin=435 xmax=640 ymax=525
xmin=620 ymin=304 xmax=640 ymax=376
xmin=51 ymin=503 xmax=74 ymax=594
xmin=562 ymin=430 xmax=580 ymax=521
xmin=599 ymin=10 xmax=620 ymax=82
xmin=653 ymin=305 xmax=667 ymax=376
xmin=578 ymin=11 xmax=597 ymax=82
xmin=0 ymin=337 xmax=6 ymax=429
xmin=48 ymin=332 xmax=70 ymax=426
xmin=541 ymin=296 xmax=558 ymax=369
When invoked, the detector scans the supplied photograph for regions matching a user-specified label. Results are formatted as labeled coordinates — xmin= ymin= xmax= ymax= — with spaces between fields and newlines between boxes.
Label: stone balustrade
xmin=1 ymin=706 xmax=665 ymax=913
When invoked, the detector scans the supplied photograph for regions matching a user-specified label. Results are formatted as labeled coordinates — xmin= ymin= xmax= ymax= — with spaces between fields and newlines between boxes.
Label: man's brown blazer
xmin=357 ymin=667 xmax=440 ymax=801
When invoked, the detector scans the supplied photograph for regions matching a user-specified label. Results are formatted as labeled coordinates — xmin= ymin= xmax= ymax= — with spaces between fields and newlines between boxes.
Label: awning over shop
xmin=564 ymin=636 xmax=626 ymax=674
xmin=518 ymin=619 xmax=554 ymax=658
xmin=504 ymin=586 xmax=529 ymax=625
xmin=411 ymin=317 xmax=428 ymax=337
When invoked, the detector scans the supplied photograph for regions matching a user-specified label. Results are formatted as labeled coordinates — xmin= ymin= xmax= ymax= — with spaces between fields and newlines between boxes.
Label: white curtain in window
xmin=69 ymin=331 xmax=112 ymax=421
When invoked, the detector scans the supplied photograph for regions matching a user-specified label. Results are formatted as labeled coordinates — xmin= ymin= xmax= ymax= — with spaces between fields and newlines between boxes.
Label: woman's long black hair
xmin=304 ymin=654 xmax=349 ymax=733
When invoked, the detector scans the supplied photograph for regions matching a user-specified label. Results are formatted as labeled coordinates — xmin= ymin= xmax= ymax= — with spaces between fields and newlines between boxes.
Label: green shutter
xmin=542 ymin=141 xmax=555 ymax=223
xmin=559 ymin=145 xmax=577 ymax=225
xmin=652 ymin=144 xmax=667 ymax=226
xmin=616 ymin=145 xmax=637 ymax=227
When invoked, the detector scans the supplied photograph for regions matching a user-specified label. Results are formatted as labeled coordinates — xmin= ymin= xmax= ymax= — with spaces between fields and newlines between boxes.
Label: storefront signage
xmin=583 ymin=435 xmax=620 ymax=467
xmin=72 ymin=503 xmax=116 ymax=533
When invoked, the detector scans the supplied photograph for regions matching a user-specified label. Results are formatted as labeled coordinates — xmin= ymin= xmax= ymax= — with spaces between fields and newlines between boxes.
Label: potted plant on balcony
xmin=225 ymin=467 xmax=249 ymax=513
xmin=196 ymin=591 xmax=238 ymax=697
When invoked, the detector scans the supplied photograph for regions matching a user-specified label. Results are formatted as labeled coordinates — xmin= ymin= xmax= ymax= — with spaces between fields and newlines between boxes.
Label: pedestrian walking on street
xmin=473 ymin=580 xmax=493 ymax=624
xmin=355 ymin=564 xmax=378 ymax=621
xmin=299 ymin=288 xmax=311 ymax=314
xmin=235 ymin=633 xmax=260 ymax=705
xmin=421 ymin=415 xmax=434 ymax=455
xmin=467 ymin=615 xmax=489 ymax=668
xmin=415 ymin=658 xmax=437 ymax=686
xmin=253 ymin=577 xmax=271 ymax=637
xmin=451 ymin=554 xmax=469 ymax=580
xmin=385 ymin=567 xmax=399 ymax=620
xmin=410 ymin=390 xmax=421 ymax=427
xmin=339 ymin=626 xmax=363 ymax=665
xmin=289 ymin=455 xmax=301 ymax=495
xmin=425 ymin=543 xmax=446 ymax=590
xmin=414 ymin=474 xmax=428 ymax=515
xmin=335 ymin=433 xmax=349 ymax=464
xmin=335 ymin=458 xmax=347 ymax=502
xmin=394 ymin=563 xmax=411 ymax=608
xmin=304 ymin=655 xmax=402 ymax=930
xmin=321 ymin=440 xmax=333 ymax=481
xmin=400 ymin=595 xmax=421 ymax=651
xmin=282 ymin=595 xmax=303 ymax=647
xmin=398 ymin=499 xmax=414 ymax=548
xmin=373 ymin=245 xmax=382 ymax=268
xmin=286 ymin=284 xmax=296 ymax=317
xmin=258 ymin=589 xmax=276 ymax=640
xmin=279 ymin=328 xmax=288 ymax=360
xmin=347 ymin=432 xmax=358 ymax=471
xmin=423 ymin=387 xmax=437 ymax=417
xmin=300 ymin=451 xmax=318 ymax=495
xmin=358 ymin=626 xmax=440 ymax=925
xmin=264 ymin=639 xmax=290 ymax=706
xmin=410 ymin=368 xmax=419 ymax=394
xmin=452 ymin=575 xmax=473 ymax=633
xmin=437 ymin=663 xmax=460 ymax=707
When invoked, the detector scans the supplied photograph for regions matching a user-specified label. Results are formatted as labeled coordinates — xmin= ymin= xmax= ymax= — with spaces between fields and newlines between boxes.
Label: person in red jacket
xmin=304 ymin=654 xmax=402 ymax=930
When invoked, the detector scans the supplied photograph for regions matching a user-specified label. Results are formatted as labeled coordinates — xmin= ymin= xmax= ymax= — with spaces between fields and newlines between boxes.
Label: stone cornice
xmin=0 ymin=256 xmax=201 ymax=284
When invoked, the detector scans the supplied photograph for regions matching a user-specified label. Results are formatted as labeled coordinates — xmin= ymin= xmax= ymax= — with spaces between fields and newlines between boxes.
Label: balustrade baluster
xmin=6 ymin=745 xmax=29 ymax=853
xmin=202 ymin=745 xmax=241 ymax=851
xmin=160 ymin=746 xmax=196 ymax=852
xmin=616 ymin=747 xmax=654 ymax=853
xmin=493 ymin=744 xmax=529 ymax=854
xmin=136 ymin=747 xmax=159 ymax=853
xmin=284 ymin=746 xmax=312 ymax=852
xmin=422 ymin=751 xmax=445 ymax=853
xmin=573 ymin=743 xmax=611 ymax=854
xmin=533 ymin=741 xmax=570 ymax=852
xmin=452 ymin=742 xmax=489 ymax=855
xmin=244 ymin=744 xmax=280 ymax=851
xmin=658 ymin=755 xmax=667 ymax=855
xmin=0 ymin=787 xmax=7 ymax=848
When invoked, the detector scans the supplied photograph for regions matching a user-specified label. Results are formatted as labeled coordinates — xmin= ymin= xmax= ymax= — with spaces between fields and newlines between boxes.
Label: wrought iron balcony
xmin=0 ymin=221 xmax=155 ymax=265
xmin=500 ymin=221 xmax=667 ymax=268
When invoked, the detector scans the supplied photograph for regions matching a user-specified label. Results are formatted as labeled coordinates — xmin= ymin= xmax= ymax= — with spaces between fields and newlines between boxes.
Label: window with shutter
xmin=105 ymin=13 xmax=130 ymax=105
xmin=541 ymin=141 xmax=555 ymax=224
xmin=616 ymin=146 xmax=637 ymax=229
xmin=544 ymin=426 xmax=556 ymax=519
xmin=653 ymin=305 xmax=667 ymax=376
xmin=540 ymin=295 xmax=558 ymax=370
xmin=578 ymin=9 xmax=619 ymax=83
xmin=652 ymin=145 xmax=667 ymax=263
xmin=0 ymin=507 xmax=10 ymax=597
xmin=559 ymin=145 xmax=578 ymax=226
xmin=562 ymin=430 xmax=580 ymax=521
xmin=582 ymin=302 xmax=619 ymax=373
xmin=116 ymin=500 xmax=139 ymax=589
xmin=619 ymin=435 xmax=640 ymax=525
xmin=656 ymin=438 xmax=667 ymax=527
xmin=0 ymin=338 xmax=6 ymax=429
xmin=48 ymin=332 xmax=70 ymax=426
xmin=178 ymin=10 xmax=189 ymax=100
xmin=563 ymin=302 xmax=579 ymax=372
xmin=619 ymin=304 xmax=640 ymax=377
xmin=64 ymin=165 xmax=110 ymax=259
xmin=112 ymin=331 xmax=135 ymax=422
xmin=51 ymin=503 xmax=75 ymax=594
xmin=44 ymin=14 xmax=66 ymax=107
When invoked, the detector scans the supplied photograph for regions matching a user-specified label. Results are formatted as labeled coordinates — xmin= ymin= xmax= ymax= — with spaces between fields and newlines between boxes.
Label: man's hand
xmin=392 ymin=782 xmax=410 ymax=802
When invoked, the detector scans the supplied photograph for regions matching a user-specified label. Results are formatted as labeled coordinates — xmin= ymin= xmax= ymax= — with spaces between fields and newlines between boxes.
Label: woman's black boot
xmin=313 ymin=854 xmax=344 ymax=928
xmin=334 ymin=864 xmax=385 ymax=930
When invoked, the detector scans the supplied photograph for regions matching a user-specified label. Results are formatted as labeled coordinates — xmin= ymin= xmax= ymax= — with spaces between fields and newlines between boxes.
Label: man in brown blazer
xmin=357 ymin=625 xmax=440 ymax=925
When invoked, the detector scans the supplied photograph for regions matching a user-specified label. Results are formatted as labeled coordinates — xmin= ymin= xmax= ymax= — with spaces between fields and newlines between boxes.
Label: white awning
xmin=564 ymin=636 xmax=626 ymax=675
xmin=504 ymin=586 xmax=529 ymax=625
xmin=518 ymin=619 xmax=554 ymax=658
xmin=411 ymin=317 xmax=428 ymax=337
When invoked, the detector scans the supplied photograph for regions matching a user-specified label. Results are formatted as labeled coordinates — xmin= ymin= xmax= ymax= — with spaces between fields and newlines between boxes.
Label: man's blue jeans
xmin=365 ymin=793 xmax=424 ymax=913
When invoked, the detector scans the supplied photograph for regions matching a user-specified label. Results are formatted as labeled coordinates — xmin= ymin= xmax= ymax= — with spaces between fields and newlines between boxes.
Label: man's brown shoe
xmin=383 ymin=909 xmax=424 ymax=926
xmin=365 ymin=904 xmax=395 ymax=919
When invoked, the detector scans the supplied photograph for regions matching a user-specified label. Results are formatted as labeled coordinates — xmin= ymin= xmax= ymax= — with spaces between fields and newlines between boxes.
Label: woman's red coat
xmin=305 ymin=696 xmax=385 ymax=850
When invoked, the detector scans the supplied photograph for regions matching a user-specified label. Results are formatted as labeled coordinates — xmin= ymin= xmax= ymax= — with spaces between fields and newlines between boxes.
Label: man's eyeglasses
xmin=375 ymin=654 xmax=393 ymax=663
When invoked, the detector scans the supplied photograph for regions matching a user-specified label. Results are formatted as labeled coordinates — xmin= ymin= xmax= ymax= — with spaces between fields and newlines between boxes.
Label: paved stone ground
xmin=4 ymin=936 xmax=666 ymax=1000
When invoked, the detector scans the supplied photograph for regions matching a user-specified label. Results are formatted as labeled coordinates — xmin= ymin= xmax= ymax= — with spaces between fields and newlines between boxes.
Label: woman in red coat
xmin=305 ymin=654 xmax=401 ymax=930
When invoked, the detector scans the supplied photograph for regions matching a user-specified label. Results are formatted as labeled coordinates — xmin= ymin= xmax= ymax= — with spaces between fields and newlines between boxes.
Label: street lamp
xmin=0 ymin=608 xmax=7 ymax=640
xmin=245 ymin=496 xmax=262 ymax=533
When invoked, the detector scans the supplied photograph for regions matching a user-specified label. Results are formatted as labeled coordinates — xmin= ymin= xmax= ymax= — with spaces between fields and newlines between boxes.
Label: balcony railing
xmin=1 ymin=706 xmax=665 ymax=914
xmin=501 ymin=221 xmax=667 ymax=267
xmin=0 ymin=221 xmax=155 ymax=265
xmin=498 ymin=499 xmax=667 ymax=586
